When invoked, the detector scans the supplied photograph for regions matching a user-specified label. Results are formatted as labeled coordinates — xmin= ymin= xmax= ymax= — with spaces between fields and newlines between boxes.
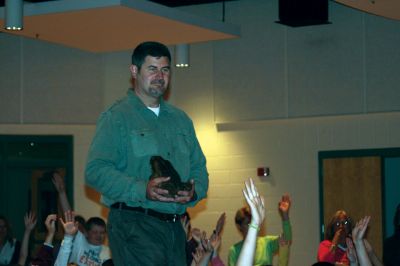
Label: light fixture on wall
xmin=4 ymin=0 xmax=23 ymax=31
xmin=175 ymin=44 xmax=189 ymax=68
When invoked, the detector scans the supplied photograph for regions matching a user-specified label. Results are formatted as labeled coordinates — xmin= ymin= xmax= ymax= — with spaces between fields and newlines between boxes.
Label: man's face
xmin=86 ymin=224 xmax=106 ymax=246
xmin=131 ymin=55 xmax=171 ymax=101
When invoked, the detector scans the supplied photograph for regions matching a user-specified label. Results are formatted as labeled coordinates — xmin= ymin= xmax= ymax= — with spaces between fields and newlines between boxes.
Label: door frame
xmin=318 ymin=147 xmax=400 ymax=241
xmin=0 ymin=134 xmax=73 ymax=246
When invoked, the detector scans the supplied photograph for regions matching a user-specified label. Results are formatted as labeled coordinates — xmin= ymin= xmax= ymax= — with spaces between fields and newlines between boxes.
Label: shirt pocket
xmin=174 ymin=129 xmax=191 ymax=155
xmin=130 ymin=129 xmax=158 ymax=157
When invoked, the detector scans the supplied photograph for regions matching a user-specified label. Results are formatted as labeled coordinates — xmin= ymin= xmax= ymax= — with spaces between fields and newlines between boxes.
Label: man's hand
xmin=174 ymin=179 xmax=195 ymax=204
xmin=278 ymin=194 xmax=291 ymax=221
xmin=146 ymin=177 xmax=175 ymax=202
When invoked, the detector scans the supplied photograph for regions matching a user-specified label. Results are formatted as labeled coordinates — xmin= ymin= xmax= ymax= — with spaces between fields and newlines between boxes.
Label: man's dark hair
xmin=131 ymin=41 xmax=171 ymax=69
xmin=86 ymin=217 xmax=106 ymax=231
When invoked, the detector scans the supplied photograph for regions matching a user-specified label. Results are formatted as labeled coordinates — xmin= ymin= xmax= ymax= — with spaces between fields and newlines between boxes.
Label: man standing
xmin=85 ymin=41 xmax=209 ymax=266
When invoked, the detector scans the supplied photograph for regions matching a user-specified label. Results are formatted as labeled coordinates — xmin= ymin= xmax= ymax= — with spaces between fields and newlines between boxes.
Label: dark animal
xmin=149 ymin=156 xmax=192 ymax=197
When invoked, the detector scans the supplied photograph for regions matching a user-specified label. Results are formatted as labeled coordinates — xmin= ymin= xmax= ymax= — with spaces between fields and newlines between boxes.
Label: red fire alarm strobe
xmin=257 ymin=167 xmax=270 ymax=177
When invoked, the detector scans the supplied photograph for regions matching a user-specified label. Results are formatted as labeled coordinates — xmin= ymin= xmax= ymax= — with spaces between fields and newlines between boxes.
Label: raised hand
xmin=209 ymin=232 xmax=221 ymax=252
xmin=214 ymin=212 xmax=226 ymax=236
xmin=278 ymin=194 xmax=291 ymax=220
xmin=236 ymin=178 xmax=265 ymax=266
xmin=52 ymin=171 xmax=66 ymax=193
xmin=45 ymin=214 xmax=57 ymax=235
xmin=191 ymin=227 xmax=202 ymax=244
xmin=351 ymin=216 xmax=373 ymax=266
xmin=243 ymin=178 xmax=265 ymax=227
xmin=44 ymin=214 xmax=57 ymax=245
xmin=201 ymin=231 xmax=213 ymax=253
xmin=60 ymin=210 xmax=78 ymax=236
xmin=24 ymin=211 xmax=37 ymax=232
xmin=352 ymin=216 xmax=371 ymax=244
xmin=19 ymin=212 xmax=37 ymax=266
xmin=52 ymin=171 xmax=72 ymax=213
xmin=191 ymin=244 xmax=205 ymax=266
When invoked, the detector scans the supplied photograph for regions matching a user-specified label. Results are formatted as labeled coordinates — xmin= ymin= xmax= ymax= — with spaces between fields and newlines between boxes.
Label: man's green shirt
xmin=85 ymin=89 xmax=209 ymax=214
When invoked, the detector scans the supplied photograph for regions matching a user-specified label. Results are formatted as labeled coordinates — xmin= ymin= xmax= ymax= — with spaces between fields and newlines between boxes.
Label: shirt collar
xmin=127 ymin=89 xmax=172 ymax=114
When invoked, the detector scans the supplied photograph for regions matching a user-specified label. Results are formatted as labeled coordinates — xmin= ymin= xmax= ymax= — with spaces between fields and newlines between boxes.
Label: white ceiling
xmin=0 ymin=0 xmax=240 ymax=53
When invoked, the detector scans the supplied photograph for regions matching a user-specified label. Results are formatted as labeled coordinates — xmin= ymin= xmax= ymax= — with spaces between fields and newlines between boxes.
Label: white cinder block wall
xmin=2 ymin=0 xmax=400 ymax=265
xmin=169 ymin=42 xmax=400 ymax=265
xmin=186 ymin=113 xmax=400 ymax=266
xmin=167 ymin=1 xmax=400 ymax=264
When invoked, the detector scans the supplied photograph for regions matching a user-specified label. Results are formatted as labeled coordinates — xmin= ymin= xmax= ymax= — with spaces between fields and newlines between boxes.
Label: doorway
xmin=0 ymin=135 xmax=73 ymax=250
xmin=319 ymin=148 xmax=400 ymax=259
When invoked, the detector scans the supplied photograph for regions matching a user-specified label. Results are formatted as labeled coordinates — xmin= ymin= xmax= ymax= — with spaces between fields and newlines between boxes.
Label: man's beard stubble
xmin=149 ymin=80 xmax=166 ymax=98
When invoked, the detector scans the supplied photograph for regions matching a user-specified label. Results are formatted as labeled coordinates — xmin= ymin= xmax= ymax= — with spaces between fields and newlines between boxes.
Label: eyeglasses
xmin=335 ymin=220 xmax=349 ymax=227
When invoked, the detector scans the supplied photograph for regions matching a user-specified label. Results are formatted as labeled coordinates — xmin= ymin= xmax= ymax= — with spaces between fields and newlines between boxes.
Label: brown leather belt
xmin=110 ymin=202 xmax=180 ymax=223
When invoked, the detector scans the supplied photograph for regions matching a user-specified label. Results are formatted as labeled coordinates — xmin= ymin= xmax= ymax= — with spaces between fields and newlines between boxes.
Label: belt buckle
xmin=170 ymin=214 xmax=178 ymax=223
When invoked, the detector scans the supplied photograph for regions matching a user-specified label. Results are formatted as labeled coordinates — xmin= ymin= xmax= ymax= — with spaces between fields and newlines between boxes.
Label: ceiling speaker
xmin=277 ymin=0 xmax=330 ymax=27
